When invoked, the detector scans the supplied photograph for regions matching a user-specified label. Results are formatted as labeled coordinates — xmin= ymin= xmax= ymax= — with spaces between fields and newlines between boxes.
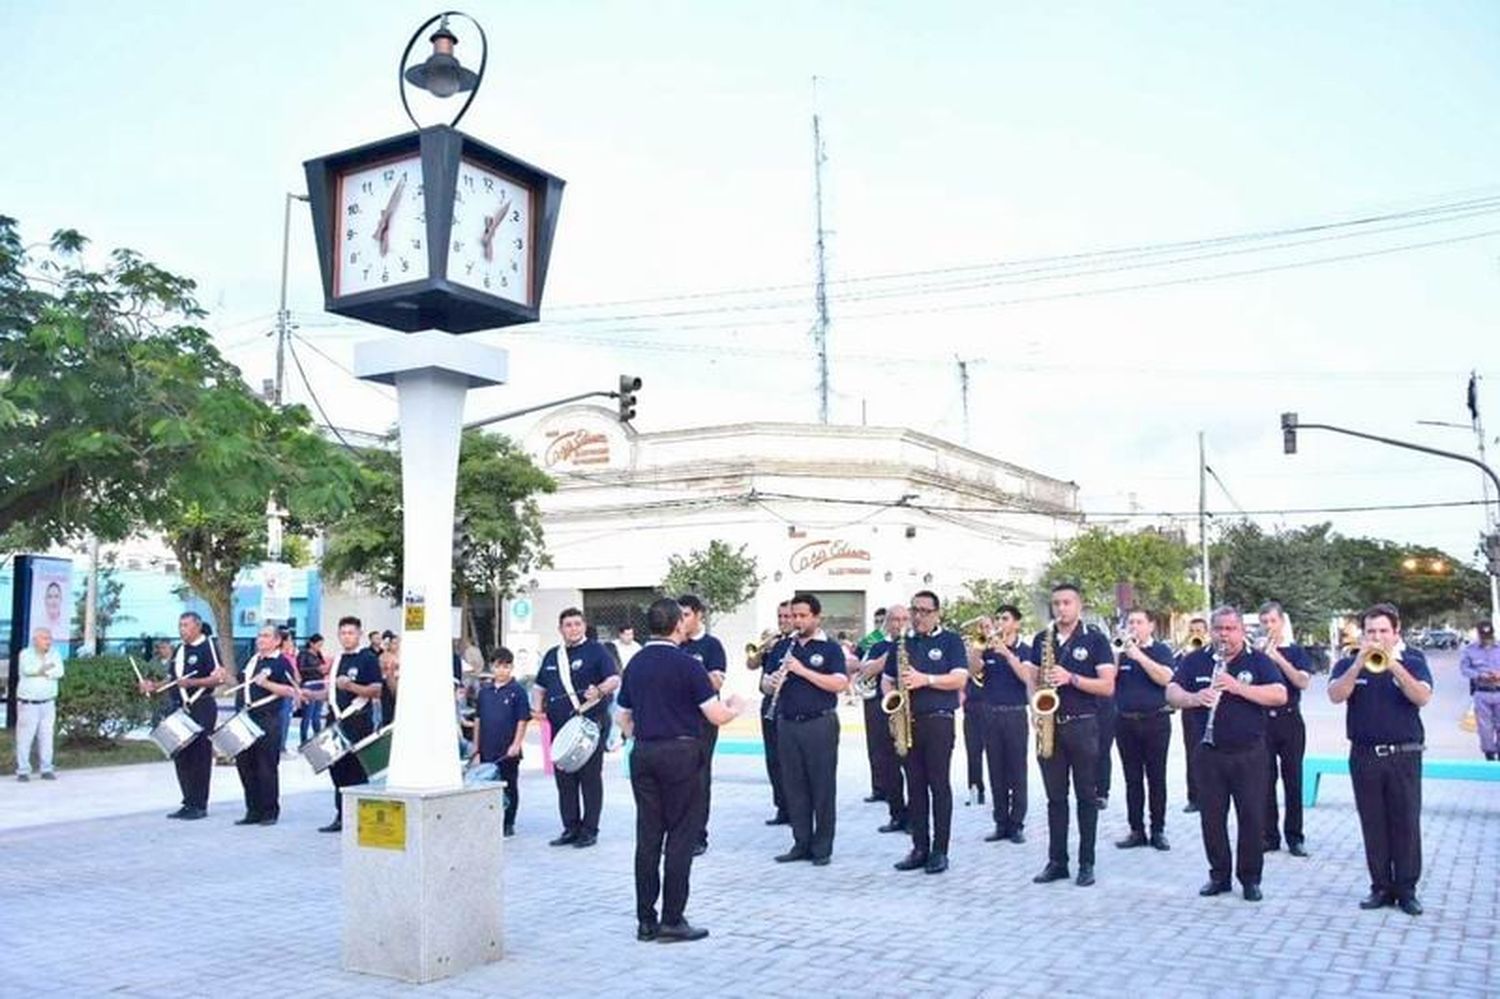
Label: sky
xmin=4 ymin=1 xmax=1500 ymax=566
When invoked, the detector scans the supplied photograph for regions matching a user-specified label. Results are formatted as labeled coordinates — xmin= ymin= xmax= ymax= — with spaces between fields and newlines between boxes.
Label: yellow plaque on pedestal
xmin=404 ymin=588 xmax=426 ymax=631
xmin=357 ymin=798 xmax=407 ymax=851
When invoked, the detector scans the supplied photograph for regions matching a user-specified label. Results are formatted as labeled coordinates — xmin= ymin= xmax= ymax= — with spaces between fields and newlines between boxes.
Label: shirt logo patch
xmin=809 ymin=653 xmax=825 ymax=667
xmin=187 ymin=655 xmax=199 ymax=666
xmin=691 ymin=653 xmax=704 ymax=662
xmin=927 ymin=648 xmax=944 ymax=662
xmin=570 ymin=659 xmax=582 ymax=669
xmin=1237 ymin=670 xmax=1254 ymax=685
xmin=1072 ymin=647 xmax=1089 ymax=662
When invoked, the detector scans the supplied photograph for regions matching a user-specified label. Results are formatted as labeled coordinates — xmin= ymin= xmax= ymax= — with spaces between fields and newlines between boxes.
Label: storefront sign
xmin=544 ymin=428 xmax=611 ymax=468
xmin=789 ymin=538 xmax=873 ymax=576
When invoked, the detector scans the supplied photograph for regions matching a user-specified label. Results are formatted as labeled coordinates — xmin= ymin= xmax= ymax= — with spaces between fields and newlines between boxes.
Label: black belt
xmin=18 ymin=698 xmax=54 ymax=705
xmin=979 ymin=703 xmax=1029 ymax=712
xmin=781 ymin=709 xmax=836 ymax=723
xmin=1356 ymin=742 xmax=1425 ymax=757
xmin=1203 ymin=741 xmax=1261 ymax=753
xmin=1267 ymin=706 xmax=1301 ymax=718
xmin=917 ymin=710 xmax=955 ymax=719
xmin=1056 ymin=713 xmax=1095 ymax=725
xmin=1118 ymin=707 xmax=1169 ymax=720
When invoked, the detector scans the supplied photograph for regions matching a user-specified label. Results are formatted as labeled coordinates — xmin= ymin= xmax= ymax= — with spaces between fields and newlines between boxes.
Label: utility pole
xmin=956 ymin=356 xmax=972 ymax=445
xmin=1471 ymin=370 xmax=1500 ymax=628
xmin=1198 ymin=431 xmax=1211 ymax=614
xmin=810 ymin=79 xmax=831 ymax=425
xmin=275 ymin=192 xmax=310 ymax=407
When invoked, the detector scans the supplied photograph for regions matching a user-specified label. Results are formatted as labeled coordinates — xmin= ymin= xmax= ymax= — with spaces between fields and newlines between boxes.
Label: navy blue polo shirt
xmin=475 ymin=679 xmax=530 ymax=762
xmin=1330 ymin=648 xmax=1432 ymax=746
xmin=972 ymin=640 xmax=1032 ymax=707
xmin=617 ymin=641 xmax=717 ymax=740
xmin=882 ymin=628 xmax=968 ymax=716
xmin=536 ymin=639 xmax=617 ymax=730
xmin=771 ymin=634 xmax=846 ymax=719
xmin=332 ymin=648 xmax=381 ymax=736
xmin=1170 ymin=647 xmax=1280 ymax=749
xmin=1115 ymin=640 xmax=1175 ymax=714
xmin=681 ymin=632 xmax=728 ymax=677
xmin=1027 ymin=625 xmax=1115 ymax=717
xmin=1267 ymin=643 xmax=1313 ymax=708
xmin=170 ymin=637 xmax=219 ymax=709
xmin=239 ymin=652 xmax=294 ymax=722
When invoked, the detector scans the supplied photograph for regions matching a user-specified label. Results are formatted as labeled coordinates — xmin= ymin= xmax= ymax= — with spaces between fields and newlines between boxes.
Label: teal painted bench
xmin=620 ymin=737 xmax=763 ymax=776
xmin=1303 ymin=754 xmax=1500 ymax=807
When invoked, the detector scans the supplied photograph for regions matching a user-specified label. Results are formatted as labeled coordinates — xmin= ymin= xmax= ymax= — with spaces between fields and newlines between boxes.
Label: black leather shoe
xmin=637 ymin=922 xmax=659 ymax=942
xmin=657 ymin=921 xmax=709 ymax=943
xmin=1149 ymin=831 xmax=1171 ymax=852
xmin=1095 ymin=796 xmax=1108 ymax=810
xmin=894 ymin=851 xmax=929 ymax=872
xmin=810 ymin=855 xmax=831 ymax=867
xmin=318 ymin=820 xmax=343 ymax=833
xmin=1288 ymin=841 xmax=1308 ymax=858
xmin=774 ymin=849 xmax=811 ymax=863
xmin=573 ymin=833 xmax=598 ymax=849
xmin=1396 ymin=895 xmax=1423 ymax=916
xmin=1115 ymin=831 xmax=1148 ymax=849
xmin=862 ymin=793 xmax=884 ymax=803
xmin=1007 ymin=830 xmax=1026 ymax=845
xmin=549 ymin=830 xmax=579 ymax=847
xmin=1199 ymin=881 xmax=1232 ymax=896
xmin=180 ymin=808 xmax=207 ymax=821
xmin=692 ymin=842 xmax=707 ymax=857
xmin=1183 ymin=802 xmax=1199 ymax=814
xmin=1359 ymin=891 xmax=1393 ymax=910
xmin=765 ymin=814 xmax=790 ymax=826
xmin=877 ymin=819 xmax=908 ymax=834
xmin=1033 ymin=863 xmax=1070 ymax=884
xmin=166 ymin=807 xmax=191 ymax=820
xmin=234 ymin=815 xmax=261 ymax=826
xmin=924 ymin=853 xmax=949 ymax=874
xmin=1242 ymin=884 xmax=1263 ymax=902
xmin=503 ymin=826 xmax=515 ymax=837
xmin=984 ymin=826 xmax=1007 ymax=842
xmin=258 ymin=816 xmax=278 ymax=826
xmin=1076 ymin=864 xmax=1096 ymax=887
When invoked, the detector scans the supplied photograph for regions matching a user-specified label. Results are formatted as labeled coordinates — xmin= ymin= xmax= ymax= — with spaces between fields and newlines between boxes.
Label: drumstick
xmin=128 ymin=656 xmax=145 ymax=685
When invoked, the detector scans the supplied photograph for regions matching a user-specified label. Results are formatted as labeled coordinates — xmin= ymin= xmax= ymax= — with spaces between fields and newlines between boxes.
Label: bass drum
xmin=551 ymin=715 xmax=601 ymax=774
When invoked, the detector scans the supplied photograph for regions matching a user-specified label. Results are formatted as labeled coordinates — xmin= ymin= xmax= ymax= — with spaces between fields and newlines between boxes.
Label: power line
xmin=285 ymin=338 xmax=361 ymax=454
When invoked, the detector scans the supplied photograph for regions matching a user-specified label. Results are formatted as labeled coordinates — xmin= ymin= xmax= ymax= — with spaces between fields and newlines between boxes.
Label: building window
xmin=582 ymin=588 xmax=655 ymax=640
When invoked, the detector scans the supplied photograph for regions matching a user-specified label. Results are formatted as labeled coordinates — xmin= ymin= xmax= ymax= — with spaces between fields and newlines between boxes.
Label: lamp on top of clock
xmin=302 ymin=11 xmax=564 ymax=333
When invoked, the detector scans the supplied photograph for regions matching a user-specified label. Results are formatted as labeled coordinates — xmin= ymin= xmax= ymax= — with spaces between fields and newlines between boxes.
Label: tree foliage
xmin=660 ymin=539 xmax=759 ymax=618
xmin=1041 ymin=526 xmax=1200 ymax=619
xmin=1212 ymin=521 xmax=1344 ymax=636
xmin=945 ymin=578 xmax=1040 ymax=633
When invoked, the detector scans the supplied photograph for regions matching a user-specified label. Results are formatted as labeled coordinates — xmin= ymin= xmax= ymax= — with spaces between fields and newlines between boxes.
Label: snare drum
xmin=209 ymin=710 xmax=265 ymax=759
xmin=551 ymin=715 xmax=601 ymax=774
xmin=149 ymin=708 xmax=204 ymax=758
xmin=463 ymin=761 xmax=500 ymax=786
xmin=350 ymin=725 xmax=394 ymax=784
xmin=299 ymin=724 xmax=351 ymax=774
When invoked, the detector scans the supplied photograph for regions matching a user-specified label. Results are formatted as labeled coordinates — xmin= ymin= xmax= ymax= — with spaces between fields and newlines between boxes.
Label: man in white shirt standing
xmin=15 ymin=628 xmax=65 ymax=781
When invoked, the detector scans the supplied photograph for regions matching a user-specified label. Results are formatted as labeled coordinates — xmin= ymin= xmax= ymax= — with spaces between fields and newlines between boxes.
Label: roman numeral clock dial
xmin=445 ymin=159 xmax=533 ymax=306
xmin=333 ymin=154 xmax=430 ymax=297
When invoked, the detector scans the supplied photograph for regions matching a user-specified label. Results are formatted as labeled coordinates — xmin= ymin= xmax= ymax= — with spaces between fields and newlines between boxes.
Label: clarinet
xmin=1201 ymin=641 xmax=1229 ymax=748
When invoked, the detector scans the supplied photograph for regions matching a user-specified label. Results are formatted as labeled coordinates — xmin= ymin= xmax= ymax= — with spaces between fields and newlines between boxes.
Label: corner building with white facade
xmin=503 ymin=405 xmax=1082 ymax=697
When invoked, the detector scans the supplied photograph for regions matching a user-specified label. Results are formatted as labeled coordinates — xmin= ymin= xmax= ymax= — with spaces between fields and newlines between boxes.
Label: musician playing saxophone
xmin=1027 ymin=583 xmax=1116 ymax=888
xmin=877 ymin=591 xmax=968 ymax=875
xmin=1165 ymin=606 xmax=1285 ymax=902
xmin=967 ymin=605 xmax=1033 ymax=845
xmin=858 ymin=604 xmax=911 ymax=835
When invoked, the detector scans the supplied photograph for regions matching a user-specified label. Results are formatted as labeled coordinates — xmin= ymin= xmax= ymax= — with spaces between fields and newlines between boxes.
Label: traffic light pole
xmin=463 ymin=389 xmax=618 ymax=430
xmin=1281 ymin=412 xmax=1500 ymax=628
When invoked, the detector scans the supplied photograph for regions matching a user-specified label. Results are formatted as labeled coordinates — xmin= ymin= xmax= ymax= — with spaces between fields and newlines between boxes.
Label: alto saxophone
xmin=1031 ymin=625 xmax=1060 ymax=759
xmin=881 ymin=632 xmax=915 ymax=758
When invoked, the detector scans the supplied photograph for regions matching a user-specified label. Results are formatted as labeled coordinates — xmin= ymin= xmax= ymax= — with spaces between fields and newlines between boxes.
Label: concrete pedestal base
xmin=341 ymin=782 xmax=504 ymax=983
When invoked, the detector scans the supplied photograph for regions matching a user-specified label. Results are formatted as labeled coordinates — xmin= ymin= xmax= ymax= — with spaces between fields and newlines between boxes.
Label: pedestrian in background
xmin=298 ymin=633 xmax=328 ymax=744
xmin=1460 ymin=620 xmax=1500 ymax=760
xmin=15 ymin=627 xmax=65 ymax=781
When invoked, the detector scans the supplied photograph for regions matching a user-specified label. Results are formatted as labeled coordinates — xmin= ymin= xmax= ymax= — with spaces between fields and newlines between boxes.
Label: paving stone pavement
xmin=2 ymin=661 xmax=1497 ymax=999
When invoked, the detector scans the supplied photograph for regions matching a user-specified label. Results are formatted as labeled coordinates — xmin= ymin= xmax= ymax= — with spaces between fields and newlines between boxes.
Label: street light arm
xmin=1292 ymin=421 xmax=1500 ymax=501
xmin=463 ymin=390 xmax=617 ymax=431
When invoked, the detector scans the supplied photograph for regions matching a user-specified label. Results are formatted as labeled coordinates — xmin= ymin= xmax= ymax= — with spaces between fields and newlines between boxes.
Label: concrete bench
xmin=1303 ymin=754 xmax=1500 ymax=807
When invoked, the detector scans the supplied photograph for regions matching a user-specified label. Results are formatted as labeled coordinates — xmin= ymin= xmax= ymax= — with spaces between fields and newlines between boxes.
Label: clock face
xmin=333 ymin=154 xmax=429 ymax=297
xmin=445 ymin=159 xmax=533 ymax=306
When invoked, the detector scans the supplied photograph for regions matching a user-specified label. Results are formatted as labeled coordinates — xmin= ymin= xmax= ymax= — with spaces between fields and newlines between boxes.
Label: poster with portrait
xmin=27 ymin=556 xmax=73 ymax=657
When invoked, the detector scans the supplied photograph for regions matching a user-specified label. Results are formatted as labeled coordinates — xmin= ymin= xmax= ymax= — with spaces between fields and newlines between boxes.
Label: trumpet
xmin=746 ymin=629 xmax=783 ymax=666
xmin=1183 ymin=634 xmax=1208 ymax=652
xmin=1363 ymin=646 xmax=1392 ymax=674
xmin=960 ymin=616 xmax=990 ymax=687
xmin=1112 ymin=632 xmax=1139 ymax=653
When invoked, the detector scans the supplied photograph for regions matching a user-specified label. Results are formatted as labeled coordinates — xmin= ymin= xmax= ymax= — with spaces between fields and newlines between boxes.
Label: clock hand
xmin=481 ymin=198 xmax=510 ymax=262
xmin=373 ymin=176 xmax=408 ymax=257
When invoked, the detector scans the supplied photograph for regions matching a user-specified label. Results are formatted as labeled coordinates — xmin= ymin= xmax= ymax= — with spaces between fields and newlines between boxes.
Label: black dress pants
xmin=1350 ymin=746 xmax=1423 ymax=899
xmin=1038 ymin=716 xmax=1100 ymax=866
xmin=863 ymin=694 xmax=906 ymax=821
xmin=760 ymin=705 xmax=787 ymax=818
xmin=962 ymin=705 xmax=985 ymax=794
xmin=556 ymin=735 xmax=607 ymax=836
xmin=1095 ymin=697 xmax=1117 ymax=801
xmin=1198 ymin=742 xmax=1268 ymax=887
xmin=979 ymin=704 xmax=1029 ymax=833
xmin=631 ymin=738 xmax=707 ymax=926
xmin=235 ymin=712 xmax=283 ymax=819
xmin=903 ymin=713 xmax=956 ymax=856
xmin=175 ymin=696 xmax=219 ymax=810
xmin=698 ymin=723 xmax=719 ymax=847
xmin=1116 ymin=710 xmax=1171 ymax=834
xmin=1264 ymin=709 xmax=1306 ymax=847
xmin=778 ymin=713 xmax=840 ymax=859
xmin=330 ymin=714 xmax=372 ymax=819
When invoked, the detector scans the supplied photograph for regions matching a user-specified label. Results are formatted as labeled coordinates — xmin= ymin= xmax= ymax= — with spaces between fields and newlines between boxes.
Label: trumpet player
xmin=768 ymin=593 xmax=848 ymax=866
xmin=1028 ymin=584 xmax=1116 ymax=888
xmin=858 ymin=604 xmax=910 ymax=834
xmin=755 ymin=601 xmax=794 ymax=826
xmin=1166 ymin=607 xmax=1284 ymax=902
xmin=1112 ymin=609 xmax=1175 ymax=852
xmin=1178 ymin=616 xmax=1211 ymax=814
xmin=1257 ymin=601 xmax=1313 ymax=857
xmin=969 ymin=605 xmax=1032 ymax=845
xmin=879 ymin=591 xmax=969 ymax=875
xmin=1328 ymin=603 xmax=1433 ymax=916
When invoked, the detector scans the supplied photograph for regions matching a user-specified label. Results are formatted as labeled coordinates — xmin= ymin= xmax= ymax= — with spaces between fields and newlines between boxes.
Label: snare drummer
xmin=234 ymin=624 xmax=300 ymax=827
xmin=138 ymin=612 xmax=227 ymax=821
xmin=532 ymin=608 xmax=619 ymax=849
xmin=307 ymin=616 xmax=382 ymax=834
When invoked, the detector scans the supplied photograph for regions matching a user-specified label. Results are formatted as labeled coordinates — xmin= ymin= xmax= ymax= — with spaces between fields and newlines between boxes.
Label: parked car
xmin=1425 ymin=628 xmax=1462 ymax=650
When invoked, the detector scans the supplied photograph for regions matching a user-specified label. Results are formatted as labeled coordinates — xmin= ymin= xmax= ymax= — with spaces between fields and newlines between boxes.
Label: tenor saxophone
xmin=881 ymin=632 xmax=915 ymax=758
xmin=1032 ymin=625 xmax=1060 ymax=759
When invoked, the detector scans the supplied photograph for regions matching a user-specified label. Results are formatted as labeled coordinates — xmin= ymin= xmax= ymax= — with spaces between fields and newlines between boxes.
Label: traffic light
xmin=618 ymin=374 xmax=642 ymax=423
xmin=453 ymin=513 xmax=470 ymax=553
xmin=1485 ymin=532 xmax=1500 ymax=576
xmin=1280 ymin=412 xmax=1298 ymax=455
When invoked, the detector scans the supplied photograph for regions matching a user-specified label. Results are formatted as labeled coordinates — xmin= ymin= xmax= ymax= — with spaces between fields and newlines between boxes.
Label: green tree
xmin=1042 ymin=526 xmax=1199 ymax=620
xmin=321 ymin=430 xmax=555 ymax=646
xmin=1327 ymin=534 xmax=1488 ymax=627
xmin=1212 ymin=521 xmax=1344 ymax=639
xmin=945 ymin=578 xmax=1041 ymax=633
xmin=660 ymin=540 xmax=760 ymax=618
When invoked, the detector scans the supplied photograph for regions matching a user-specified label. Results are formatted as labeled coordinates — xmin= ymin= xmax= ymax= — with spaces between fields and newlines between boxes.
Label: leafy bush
xmin=55 ymin=655 xmax=154 ymax=744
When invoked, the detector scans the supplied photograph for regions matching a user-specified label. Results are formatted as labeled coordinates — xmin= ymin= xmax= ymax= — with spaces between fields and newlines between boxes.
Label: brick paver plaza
xmin=2 ymin=653 xmax=1496 ymax=998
